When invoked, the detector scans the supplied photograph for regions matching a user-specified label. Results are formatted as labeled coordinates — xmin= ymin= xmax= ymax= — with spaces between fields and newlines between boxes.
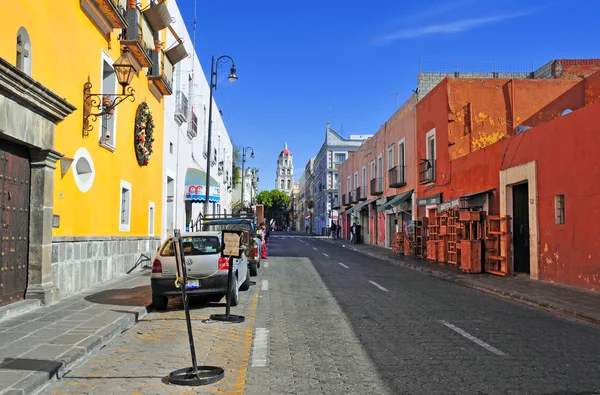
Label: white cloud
xmin=375 ymin=11 xmax=530 ymax=44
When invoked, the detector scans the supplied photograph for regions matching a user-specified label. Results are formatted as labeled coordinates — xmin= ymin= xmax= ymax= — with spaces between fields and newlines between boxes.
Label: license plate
xmin=186 ymin=280 xmax=200 ymax=289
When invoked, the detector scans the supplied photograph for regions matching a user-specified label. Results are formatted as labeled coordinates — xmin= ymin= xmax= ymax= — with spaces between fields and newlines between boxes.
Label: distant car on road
xmin=150 ymin=231 xmax=250 ymax=310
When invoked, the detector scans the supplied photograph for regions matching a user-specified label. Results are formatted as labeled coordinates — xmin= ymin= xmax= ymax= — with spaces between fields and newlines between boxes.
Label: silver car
xmin=150 ymin=231 xmax=251 ymax=310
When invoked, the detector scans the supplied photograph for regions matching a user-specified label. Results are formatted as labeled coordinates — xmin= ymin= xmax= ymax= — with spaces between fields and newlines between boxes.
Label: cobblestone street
xmin=40 ymin=233 xmax=600 ymax=394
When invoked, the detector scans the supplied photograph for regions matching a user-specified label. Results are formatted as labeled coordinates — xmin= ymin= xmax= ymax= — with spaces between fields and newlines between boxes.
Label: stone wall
xmin=51 ymin=236 xmax=162 ymax=299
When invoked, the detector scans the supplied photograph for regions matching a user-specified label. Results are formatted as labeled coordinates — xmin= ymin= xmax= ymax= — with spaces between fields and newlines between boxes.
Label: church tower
xmin=276 ymin=143 xmax=293 ymax=194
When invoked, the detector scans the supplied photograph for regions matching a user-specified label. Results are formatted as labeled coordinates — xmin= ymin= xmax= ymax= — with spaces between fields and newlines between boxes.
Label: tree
xmin=232 ymin=144 xmax=241 ymax=189
xmin=256 ymin=189 xmax=290 ymax=224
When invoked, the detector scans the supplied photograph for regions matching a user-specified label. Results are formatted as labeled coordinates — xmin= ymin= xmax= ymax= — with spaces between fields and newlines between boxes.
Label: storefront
xmin=184 ymin=168 xmax=221 ymax=231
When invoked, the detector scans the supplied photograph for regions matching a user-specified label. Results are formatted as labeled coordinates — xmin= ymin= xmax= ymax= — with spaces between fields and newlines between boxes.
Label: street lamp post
xmin=240 ymin=146 xmax=254 ymax=212
xmin=203 ymin=55 xmax=237 ymax=218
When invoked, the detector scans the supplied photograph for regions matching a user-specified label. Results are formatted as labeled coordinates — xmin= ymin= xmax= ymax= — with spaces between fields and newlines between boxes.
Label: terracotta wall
xmin=501 ymin=102 xmax=600 ymax=291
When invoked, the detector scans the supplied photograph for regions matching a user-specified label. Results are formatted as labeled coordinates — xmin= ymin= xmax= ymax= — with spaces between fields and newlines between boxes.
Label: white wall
xmin=161 ymin=0 xmax=233 ymax=240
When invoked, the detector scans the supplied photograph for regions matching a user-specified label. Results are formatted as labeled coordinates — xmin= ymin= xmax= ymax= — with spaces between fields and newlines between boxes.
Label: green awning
xmin=345 ymin=198 xmax=377 ymax=215
xmin=377 ymin=189 xmax=413 ymax=212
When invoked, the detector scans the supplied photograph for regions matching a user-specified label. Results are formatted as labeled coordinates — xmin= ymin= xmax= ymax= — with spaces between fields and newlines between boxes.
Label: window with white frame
xmin=148 ymin=201 xmax=155 ymax=236
xmin=387 ymin=145 xmax=394 ymax=170
xmin=370 ymin=160 xmax=376 ymax=180
xmin=377 ymin=155 xmax=383 ymax=179
xmin=426 ymin=129 xmax=436 ymax=162
xmin=332 ymin=172 xmax=338 ymax=189
xmin=119 ymin=180 xmax=131 ymax=231
xmin=362 ymin=166 xmax=367 ymax=188
xmin=100 ymin=51 xmax=117 ymax=150
xmin=354 ymin=172 xmax=359 ymax=191
xmin=398 ymin=139 xmax=406 ymax=169
xmin=334 ymin=152 xmax=346 ymax=164
xmin=347 ymin=176 xmax=351 ymax=194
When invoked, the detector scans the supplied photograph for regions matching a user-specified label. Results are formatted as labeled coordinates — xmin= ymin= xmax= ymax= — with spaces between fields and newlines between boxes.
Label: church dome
xmin=279 ymin=143 xmax=292 ymax=157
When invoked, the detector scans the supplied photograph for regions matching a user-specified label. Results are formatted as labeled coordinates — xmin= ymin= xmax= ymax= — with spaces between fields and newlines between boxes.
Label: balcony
xmin=174 ymin=91 xmax=188 ymax=124
xmin=419 ymin=159 xmax=435 ymax=184
xmin=388 ymin=165 xmax=407 ymax=188
xmin=332 ymin=196 xmax=340 ymax=209
xmin=80 ymin=0 xmax=128 ymax=35
xmin=357 ymin=186 xmax=367 ymax=201
xmin=342 ymin=194 xmax=351 ymax=207
xmin=148 ymin=50 xmax=173 ymax=96
xmin=348 ymin=190 xmax=357 ymax=204
xmin=188 ymin=108 xmax=198 ymax=138
xmin=121 ymin=7 xmax=154 ymax=68
xmin=370 ymin=178 xmax=383 ymax=195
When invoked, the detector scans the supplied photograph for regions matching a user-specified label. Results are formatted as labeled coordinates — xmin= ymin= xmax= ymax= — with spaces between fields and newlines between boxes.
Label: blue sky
xmin=179 ymin=0 xmax=598 ymax=191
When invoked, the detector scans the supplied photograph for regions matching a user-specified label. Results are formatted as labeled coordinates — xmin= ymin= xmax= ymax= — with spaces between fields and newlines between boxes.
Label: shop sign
xmin=437 ymin=198 xmax=460 ymax=213
xmin=416 ymin=193 xmax=442 ymax=206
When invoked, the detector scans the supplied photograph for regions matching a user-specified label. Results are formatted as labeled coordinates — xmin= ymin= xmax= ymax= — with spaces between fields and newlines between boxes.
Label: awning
xmin=377 ymin=189 xmax=413 ymax=212
xmin=184 ymin=168 xmax=221 ymax=203
xmin=463 ymin=188 xmax=495 ymax=208
xmin=346 ymin=198 xmax=377 ymax=215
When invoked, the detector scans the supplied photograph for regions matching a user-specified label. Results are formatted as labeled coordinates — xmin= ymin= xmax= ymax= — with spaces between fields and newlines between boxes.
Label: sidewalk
xmin=0 ymin=271 xmax=153 ymax=395
xmin=324 ymin=238 xmax=600 ymax=326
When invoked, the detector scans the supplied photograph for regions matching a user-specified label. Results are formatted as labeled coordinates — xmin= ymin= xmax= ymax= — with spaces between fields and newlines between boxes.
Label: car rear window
xmin=160 ymin=236 xmax=221 ymax=256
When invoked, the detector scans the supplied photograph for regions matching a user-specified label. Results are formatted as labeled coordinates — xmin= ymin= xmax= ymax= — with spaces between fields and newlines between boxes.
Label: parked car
xmin=150 ymin=231 xmax=250 ymax=310
xmin=202 ymin=218 xmax=261 ymax=276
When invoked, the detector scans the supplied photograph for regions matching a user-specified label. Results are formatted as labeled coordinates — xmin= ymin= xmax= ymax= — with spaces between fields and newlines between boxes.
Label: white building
xmin=276 ymin=143 xmax=293 ymax=194
xmin=232 ymin=168 xmax=259 ymax=211
xmin=161 ymin=0 xmax=233 ymax=239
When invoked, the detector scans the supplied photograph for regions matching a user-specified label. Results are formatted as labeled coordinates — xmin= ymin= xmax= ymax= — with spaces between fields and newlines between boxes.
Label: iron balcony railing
xmin=349 ymin=190 xmax=358 ymax=204
xmin=188 ymin=109 xmax=198 ymax=138
xmin=174 ymin=91 xmax=188 ymax=123
xmin=388 ymin=165 xmax=407 ymax=188
xmin=370 ymin=177 xmax=383 ymax=195
xmin=332 ymin=195 xmax=340 ymax=209
xmin=357 ymin=186 xmax=367 ymax=201
xmin=342 ymin=194 xmax=351 ymax=206
xmin=419 ymin=159 xmax=435 ymax=184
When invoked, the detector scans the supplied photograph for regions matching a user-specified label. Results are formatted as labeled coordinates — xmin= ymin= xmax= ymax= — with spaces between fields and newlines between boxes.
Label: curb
xmin=16 ymin=304 xmax=153 ymax=395
xmin=325 ymin=239 xmax=600 ymax=328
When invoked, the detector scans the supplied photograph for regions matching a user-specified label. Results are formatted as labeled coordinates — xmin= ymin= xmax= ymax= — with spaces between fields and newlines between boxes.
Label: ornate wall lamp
xmin=82 ymin=47 xmax=136 ymax=137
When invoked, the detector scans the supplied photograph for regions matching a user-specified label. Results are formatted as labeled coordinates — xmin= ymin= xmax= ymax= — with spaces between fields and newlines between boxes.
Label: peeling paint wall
xmin=446 ymin=78 xmax=582 ymax=162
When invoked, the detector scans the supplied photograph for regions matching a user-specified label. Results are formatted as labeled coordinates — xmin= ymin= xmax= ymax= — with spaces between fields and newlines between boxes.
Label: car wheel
xmin=152 ymin=294 xmax=168 ymax=311
xmin=229 ymin=275 xmax=240 ymax=306
xmin=240 ymin=268 xmax=251 ymax=291
xmin=249 ymin=263 xmax=258 ymax=277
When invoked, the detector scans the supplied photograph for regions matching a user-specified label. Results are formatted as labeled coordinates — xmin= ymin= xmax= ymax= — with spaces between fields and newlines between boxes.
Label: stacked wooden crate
xmin=459 ymin=210 xmax=483 ymax=273
xmin=392 ymin=231 xmax=404 ymax=255
xmin=426 ymin=214 xmax=438 ymax=261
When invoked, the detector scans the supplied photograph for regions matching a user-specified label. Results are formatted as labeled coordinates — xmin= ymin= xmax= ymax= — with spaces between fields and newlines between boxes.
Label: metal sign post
xmin=210 ymin=230 xmax=246 ymax=324
xmin=167 ymin=229 xmax=225 ymax=386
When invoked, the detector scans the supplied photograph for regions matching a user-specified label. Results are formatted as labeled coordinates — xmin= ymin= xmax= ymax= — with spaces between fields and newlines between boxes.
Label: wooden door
xmin=0 ymin=139 xmax=31 ymax=306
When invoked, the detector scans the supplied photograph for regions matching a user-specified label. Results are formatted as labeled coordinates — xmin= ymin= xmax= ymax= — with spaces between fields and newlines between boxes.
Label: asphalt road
xmin=247 ymin=233 xmax=600 ymax=395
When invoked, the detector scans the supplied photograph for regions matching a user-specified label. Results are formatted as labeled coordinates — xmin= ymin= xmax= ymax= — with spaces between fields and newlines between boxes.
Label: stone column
xmin=25 ymin=148 xmax=63 ymax=305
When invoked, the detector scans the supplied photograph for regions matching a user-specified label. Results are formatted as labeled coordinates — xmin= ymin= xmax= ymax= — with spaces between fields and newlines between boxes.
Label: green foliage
xmin=256 ymin=189 xmax=291 ymax=222
xmin=232 ymin=162 xmax=241 ymax=189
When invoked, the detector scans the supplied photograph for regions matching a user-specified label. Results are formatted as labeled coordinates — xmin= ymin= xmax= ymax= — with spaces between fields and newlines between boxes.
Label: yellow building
xmin=0 ymin=0 xmax=185 ymax=306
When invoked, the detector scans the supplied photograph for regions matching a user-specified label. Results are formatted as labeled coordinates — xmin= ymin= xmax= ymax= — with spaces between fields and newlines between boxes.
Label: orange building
xmin=415 ymin=67 xmax=600 ymax=291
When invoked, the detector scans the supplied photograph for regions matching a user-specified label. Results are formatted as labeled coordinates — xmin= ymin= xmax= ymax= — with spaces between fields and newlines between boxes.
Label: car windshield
xmin=160 ymin=236 xmax=221 ymax=256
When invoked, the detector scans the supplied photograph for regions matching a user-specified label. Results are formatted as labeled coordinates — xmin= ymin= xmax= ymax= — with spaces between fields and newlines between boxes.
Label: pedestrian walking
xmin=350 ymin=222 xmax=357 ymax=244
xmin=260 ymin=222 xmax=268 ymax=259
xmin=330 ymin=222 xmax=337 ymax=239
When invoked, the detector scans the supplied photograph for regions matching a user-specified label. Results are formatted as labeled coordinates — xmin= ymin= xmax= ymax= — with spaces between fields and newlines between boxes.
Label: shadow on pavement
xmin=0 ymin=358 xmax=62 ymax=377
xmin=84 ymin=285 xmax=152 ymax=307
